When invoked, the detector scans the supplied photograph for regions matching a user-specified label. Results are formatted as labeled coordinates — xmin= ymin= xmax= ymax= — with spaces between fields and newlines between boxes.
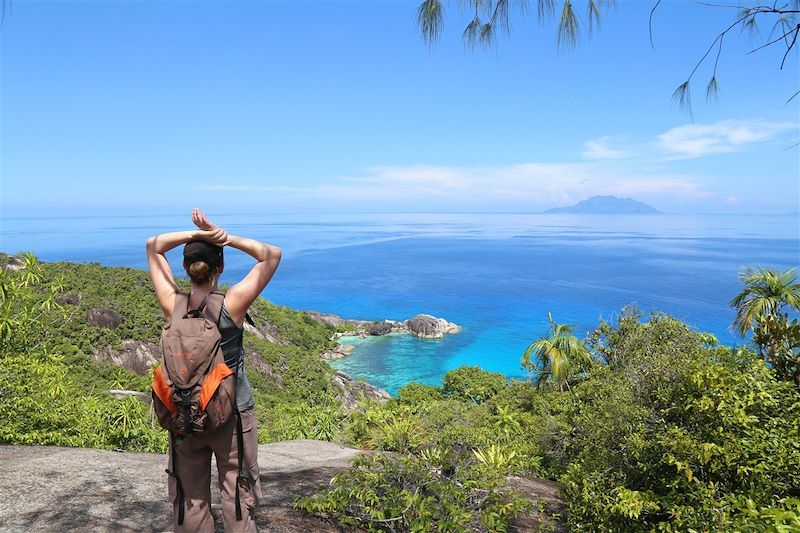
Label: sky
xmin=1 ymin=0 xmax=798 ymax=216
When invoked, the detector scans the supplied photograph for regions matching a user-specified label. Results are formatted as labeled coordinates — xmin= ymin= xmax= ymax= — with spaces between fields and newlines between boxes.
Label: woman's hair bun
xmin=188 ymin=260 xmax=212 ymax=283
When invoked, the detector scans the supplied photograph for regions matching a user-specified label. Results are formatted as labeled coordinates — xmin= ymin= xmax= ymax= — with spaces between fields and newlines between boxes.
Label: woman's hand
xmin=200 ymin=227 xmax=229 ymax=246
xmin=192 ymin=208 xmax=219 ymax=232
xmin=192 ymin=209 xmax=228 ymax=245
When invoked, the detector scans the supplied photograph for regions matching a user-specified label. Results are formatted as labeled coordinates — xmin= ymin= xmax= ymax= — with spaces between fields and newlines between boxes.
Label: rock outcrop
xmin=87 ymin=308 xmax=124 ymax=330
xmin=0 ymin=442 xmax=564 ymax=532
xmin=56 ymin=293 xmax=83 ymax=305
xmin=244 ymin=321 xmax=286 ymax=345
xmin=108 ymin=389 xmax=150 ymax=402
xmin=1 ymin=254 xmax=25 ymax=273
xmin=330 ymin=370 xmax=391 ymax=411
xmin=93 ymin=340 xmax=159 ymax=376
xmin=365 ymin=322 xmax=395 ymax=335
xmin=308 ymin=311 xmax=460 ymax=345
xmin=406 ymin=314 xmax=462 ymax=339
xmin=247 ymin=349 xmax=286 ymax=389
xmin=0 ymin=441 xmax=368 ymax=533
xmin=304 ymin=311 xmax=372 ymax=329
xmin=320 ymin=344 xmax=355 ymax=360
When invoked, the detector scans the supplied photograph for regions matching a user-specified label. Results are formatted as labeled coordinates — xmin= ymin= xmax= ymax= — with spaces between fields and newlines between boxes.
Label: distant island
xmin=545 ymin=195 xmax=661 ymax=214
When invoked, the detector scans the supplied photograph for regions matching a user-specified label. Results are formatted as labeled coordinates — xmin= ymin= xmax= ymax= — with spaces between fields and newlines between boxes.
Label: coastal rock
xmin=87 ymin=308 xmax=124 ymax=330
xmin=366 ymin=322 xmax=393 ymax=336
xmin=330 ymin=370 xmax=391 ymax=411
xmin=305 ymin=311 xmax=371 ymax=328
xmin=320 ymin=344 xmax=355 ymax=360
xmin=93 ymin=340 xmax=159 ymax=375
xmin=406 ymin=314 xmax=462 ymax=339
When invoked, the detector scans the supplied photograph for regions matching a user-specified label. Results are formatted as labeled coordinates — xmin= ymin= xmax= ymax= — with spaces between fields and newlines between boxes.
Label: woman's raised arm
xmin=223 ymin=235 xmax=282 ymax=327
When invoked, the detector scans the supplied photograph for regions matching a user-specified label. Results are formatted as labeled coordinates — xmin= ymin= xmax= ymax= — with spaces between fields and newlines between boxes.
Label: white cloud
xmin=657 ymin=119 xmax=796 ymax=158
xmin=581 ymin=136 xmax=634 ymax=159
xmin=196 ymin=117 xmax=797 ymax=210
xmin=195 ymin=162 xmax=712 ymax=208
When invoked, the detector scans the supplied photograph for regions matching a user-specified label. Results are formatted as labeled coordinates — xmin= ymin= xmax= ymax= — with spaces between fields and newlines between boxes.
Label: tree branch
xmin=780 ymin=24 xmax=799 ymax=68
xmin=649 ymin=0 xmax=662 ymax=48
xmin=747 ymin=22 xmax=799 ymax=53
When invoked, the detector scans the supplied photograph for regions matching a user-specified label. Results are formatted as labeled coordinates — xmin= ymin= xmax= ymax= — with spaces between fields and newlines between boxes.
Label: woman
xmin=146 ymin=208 xmax=281 ymax=532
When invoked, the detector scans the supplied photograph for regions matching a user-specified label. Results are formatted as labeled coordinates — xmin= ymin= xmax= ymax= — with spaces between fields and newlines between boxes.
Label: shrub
xmin=295 ymin=446 xmax=532 ymax=532
xmin=443 ymin=366 xmax=508 ymax=403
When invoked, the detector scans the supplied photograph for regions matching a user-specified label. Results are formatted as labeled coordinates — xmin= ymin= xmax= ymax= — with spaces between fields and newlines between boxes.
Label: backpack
xmin=151 ymin=291 xmax=236 ymax=437
xmin=151 ymin=291 xmax=249 ymax=524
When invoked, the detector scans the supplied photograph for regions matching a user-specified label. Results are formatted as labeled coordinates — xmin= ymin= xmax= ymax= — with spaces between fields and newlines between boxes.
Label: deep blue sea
xmin=2 ymin=212 xmax=798 ymax=394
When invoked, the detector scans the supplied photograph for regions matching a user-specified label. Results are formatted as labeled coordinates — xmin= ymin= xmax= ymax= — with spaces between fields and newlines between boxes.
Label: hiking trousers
xmin=167 ymin=408 xmax=262 ymax=533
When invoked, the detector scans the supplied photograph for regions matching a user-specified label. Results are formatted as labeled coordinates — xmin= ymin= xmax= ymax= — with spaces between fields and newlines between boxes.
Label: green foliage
xmin=0 ymin=350 xmax=167 ymax=452
xmin=522 ymin=312 xmax=592 ymax=391
xmin=557 ymin=310 xmax=800 ymax=532
xmin=0 ymin=254 xmax=167 ymax=452
xmin=0 ymin=253 xmax=341 ymax=452
xmin=731 ymin=267 xmax=800 ymax=385
xmin=263 ymin=400 xmax=346 ymax=442
xmin=247 ymin=297 xmax=335 ymax=352
xmin=442 ymin=366 xmax=508 ymax=403
xmin=295 ymin=446 xmax=533 ymax=532
xmin=394 ymin=382 xmax=445 ymax=408
xmin=753 ymin=313 xmax=800 ymax=386
xmin=7 ymin=253 xmax=800 ymax=532
xmin=731 ymin=267 xmax=800 ymax=337
xmin=344 ymin=379 xmax=545 ymax=478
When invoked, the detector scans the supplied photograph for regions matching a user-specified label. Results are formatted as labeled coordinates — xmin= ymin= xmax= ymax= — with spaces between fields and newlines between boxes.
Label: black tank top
xmin=218 ymin=300 xmax=255 ymax=412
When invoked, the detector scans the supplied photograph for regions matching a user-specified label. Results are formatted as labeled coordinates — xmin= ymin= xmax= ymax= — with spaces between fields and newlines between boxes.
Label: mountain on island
xmin=545 ymin=195 xmax=661 ymax=214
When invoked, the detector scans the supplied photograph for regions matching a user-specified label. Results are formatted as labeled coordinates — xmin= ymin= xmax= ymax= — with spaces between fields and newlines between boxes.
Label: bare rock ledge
xmin=0 ymin=441 xmax=563 ymax=532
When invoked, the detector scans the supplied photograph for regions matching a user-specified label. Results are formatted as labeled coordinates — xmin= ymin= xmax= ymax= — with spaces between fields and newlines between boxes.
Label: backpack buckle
xmin=179 ymin=389 xmax=192 ymax=407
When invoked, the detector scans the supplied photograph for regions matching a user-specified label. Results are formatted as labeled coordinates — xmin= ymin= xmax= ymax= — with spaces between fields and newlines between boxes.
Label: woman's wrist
xmin=149 ymin=230 xmax=205 ymax=254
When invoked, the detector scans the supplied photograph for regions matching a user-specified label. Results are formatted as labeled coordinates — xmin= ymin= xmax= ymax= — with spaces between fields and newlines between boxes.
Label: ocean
xmin=2 ymin=212 xmax=798 ymax=395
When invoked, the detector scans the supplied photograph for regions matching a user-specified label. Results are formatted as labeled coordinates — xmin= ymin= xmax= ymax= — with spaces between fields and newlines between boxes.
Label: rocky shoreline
xmin=306 ymin=311 xmax=462 ymax=361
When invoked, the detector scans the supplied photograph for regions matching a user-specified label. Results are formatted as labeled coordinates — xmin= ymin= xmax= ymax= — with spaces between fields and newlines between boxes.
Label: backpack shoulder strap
xmin=172 ymin=292 xmax=190 ymax=321
xmin=205 ymin=291 xmax=225 ymax=325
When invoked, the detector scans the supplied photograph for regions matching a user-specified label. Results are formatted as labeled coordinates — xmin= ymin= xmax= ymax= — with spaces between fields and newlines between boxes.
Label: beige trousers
xmin=167 ymin=408 xmax=262 ymax=533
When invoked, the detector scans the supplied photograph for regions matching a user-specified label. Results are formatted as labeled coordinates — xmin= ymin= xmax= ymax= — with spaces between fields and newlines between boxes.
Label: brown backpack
xmin=151 ymin=291 xmax=236 ymax=437
xmin=151 ymin=291 xmax=248 ymax=524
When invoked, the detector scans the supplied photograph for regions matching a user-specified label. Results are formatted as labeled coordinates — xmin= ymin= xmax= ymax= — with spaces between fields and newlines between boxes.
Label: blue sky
xmin=1 ymin=0 xmax=798 ymax=215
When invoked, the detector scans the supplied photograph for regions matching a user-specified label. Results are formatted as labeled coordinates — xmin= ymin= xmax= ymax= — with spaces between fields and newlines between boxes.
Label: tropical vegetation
xmin=2 ymin=252 xmax=799 ymax=531
xmin=731 ymin=266 xmax=800 ymax=385
xmin=521 ymin=311 xmax=592 ymax=391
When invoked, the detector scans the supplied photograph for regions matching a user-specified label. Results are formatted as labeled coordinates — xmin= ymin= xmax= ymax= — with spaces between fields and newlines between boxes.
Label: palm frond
xmin=730 ymin=266 xmax=800 ymax=336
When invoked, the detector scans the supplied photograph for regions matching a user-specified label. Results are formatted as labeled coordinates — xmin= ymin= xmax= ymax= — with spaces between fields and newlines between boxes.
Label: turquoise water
xmin=2 ymin=212 xmax=798 ymax=394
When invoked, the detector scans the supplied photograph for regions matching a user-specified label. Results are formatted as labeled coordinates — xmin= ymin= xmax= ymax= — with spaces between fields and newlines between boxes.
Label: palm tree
xmin=730 ymin=267 xmax=800 ymax=337
xmin=521 ymin=312 xmax=592 ymax=391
